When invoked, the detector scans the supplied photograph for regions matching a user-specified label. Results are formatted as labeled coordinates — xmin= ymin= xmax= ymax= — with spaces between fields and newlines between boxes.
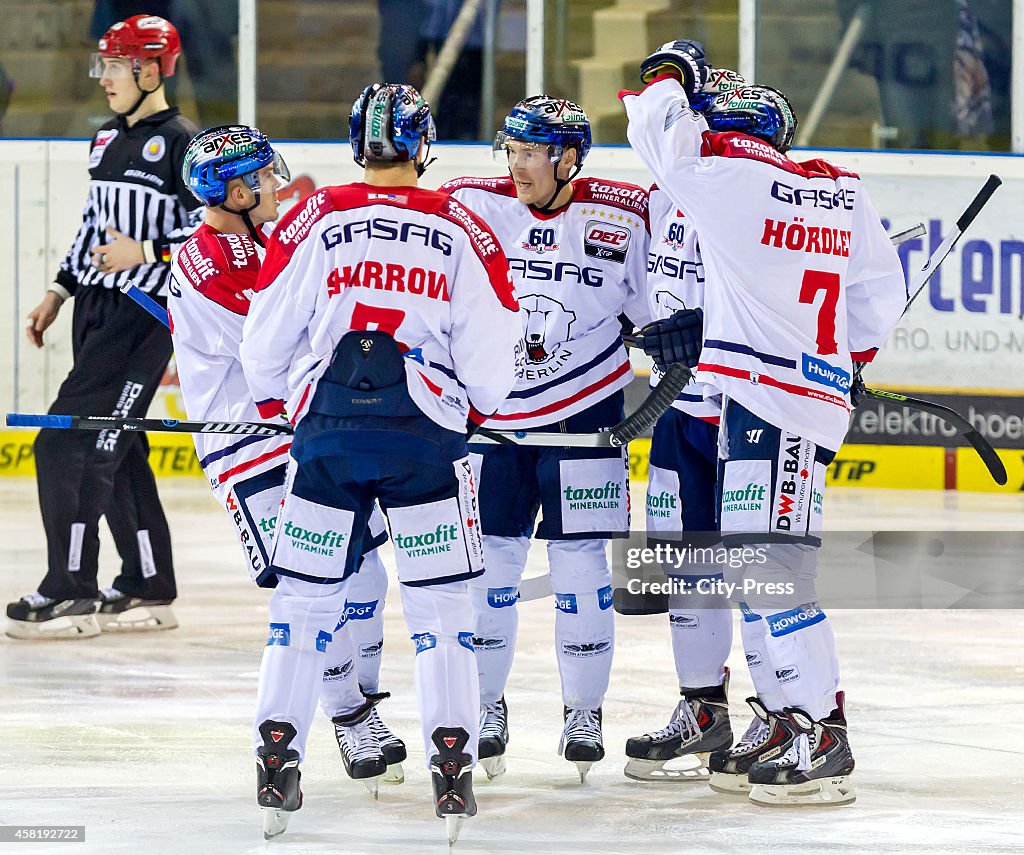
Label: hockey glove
xmin=640 ymin=40 xmax=709 ymax=95
xmin=637 ymin=307 xmax=704 ymax=372
xmin=849 ymin=362 xmax=867 ymax=409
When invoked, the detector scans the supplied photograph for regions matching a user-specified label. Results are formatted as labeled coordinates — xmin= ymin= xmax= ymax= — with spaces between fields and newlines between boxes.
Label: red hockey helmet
xmin=91 ymin=15 xmax=182 ymax=79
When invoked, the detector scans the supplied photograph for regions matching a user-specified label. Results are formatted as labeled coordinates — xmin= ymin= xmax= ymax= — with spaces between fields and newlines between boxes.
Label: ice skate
xmin=478 ymin=697 xmax=509 ymax=781
xmin=95 ymin=587 xmax=178 ymax=632
xmin=708 ymin=696 xmax=797 ymax=794
xmin=333 ymin=697 xmax=387 ymax=798
xmin=5 ymin=592 xmax=100 ymax=640
xmin=256 ymin=720 xmax=302 ymax=839
xmin=559 ymin=707 xmax=604 ymax=783
xmin=366 ymin=701 xmax=406 ymax=784
xmin=624 ymin=672 xmax=733 ymax=781
xmin=747 ymin=692 xmax=856 ymax=807
xmin=430 ymin=726 xmax=477 ymax=848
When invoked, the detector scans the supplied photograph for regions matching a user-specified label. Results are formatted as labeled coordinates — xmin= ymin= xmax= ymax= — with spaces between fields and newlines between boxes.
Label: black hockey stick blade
xmin=6 ymin=413 xmax=294 ymax=436
xmin=609 ymin=362 xmax=692 ymax=447
xmin=862 ymin=388 xmax=1007 ymax=485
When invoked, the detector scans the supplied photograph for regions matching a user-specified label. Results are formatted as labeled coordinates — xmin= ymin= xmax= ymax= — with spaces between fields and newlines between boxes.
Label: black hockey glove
xmin=849 ymin=362 xmax=867 ymax=409
xmin=636 ymin=307 xmax=704 ymax=372
xmin=640 ymin=40 xmax=709 ymax=95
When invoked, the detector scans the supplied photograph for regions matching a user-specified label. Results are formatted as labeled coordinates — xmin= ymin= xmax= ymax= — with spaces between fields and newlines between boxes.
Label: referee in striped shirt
xmin=7 ymin=15 xmax=201 ymax=640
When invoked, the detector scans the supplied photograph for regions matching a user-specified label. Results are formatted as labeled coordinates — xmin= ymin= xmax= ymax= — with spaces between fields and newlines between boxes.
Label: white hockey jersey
xmin=441 ymin=175 xmax=653 ymax=430
xmin=622 ymin=76 xmax=907 ymax=450
xmin=240 ymin=183 xmax=522 ymax=435
xmin=169 ymin=222 xmax=292 ymax=488
xmin=646 ymin=185 xmax=721 ymax=423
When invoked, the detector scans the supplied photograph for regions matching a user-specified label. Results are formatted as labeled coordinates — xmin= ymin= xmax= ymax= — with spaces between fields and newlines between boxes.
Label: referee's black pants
xmin=34 ymin=285 xmax=176 ymax=601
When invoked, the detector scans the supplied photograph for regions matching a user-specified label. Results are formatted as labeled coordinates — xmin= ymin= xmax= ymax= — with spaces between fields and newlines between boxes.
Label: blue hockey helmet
xmin=493 ymin=95 xmax=592 ymax=166
xmin=350 ymin=83 xmax=436 ymax=170
xmin=698 ymin=85 xmax=797 ymax=153
xmin=182 ymin=124 xmax=289 ymax=207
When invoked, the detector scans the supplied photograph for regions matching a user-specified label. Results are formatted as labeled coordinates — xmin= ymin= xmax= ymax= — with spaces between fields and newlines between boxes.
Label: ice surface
xmin=2 ymin=480 xmax=1022 ymax=855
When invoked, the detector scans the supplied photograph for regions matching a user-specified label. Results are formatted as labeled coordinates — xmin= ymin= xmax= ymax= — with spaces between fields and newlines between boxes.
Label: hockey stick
xmin=120 ymin=280 xmax=169 ymax=328
xmin=889 ymin=222 xmax=925 ymax=245
xmin=3 ymin=414 xmax=648 ymax=449
xmin=861 ymin=388 xmax=1007 ymax=485
xmin=903 ymin=174 xmax=1001 ymax=316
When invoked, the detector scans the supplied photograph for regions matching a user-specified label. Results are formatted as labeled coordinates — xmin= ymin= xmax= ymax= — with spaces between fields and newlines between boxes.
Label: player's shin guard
xmin=401 ymin=581 xmax=480 ymax=773
xmin=549 ymin=540 xmax=614 ymax=711
xmin=253 ymin=577 xmax=348 ymax=767
xmin=667 ymin=581 xmax=732 ymax=689
xmin=346 ymin=547 xmax=389 ymax=693
xmin=318 ymin=619 xmax=365 ymax=720
xmin=470 ymin=535 xmax=528 ymax=703
xmin=760 ymin=601 xmax=840 ymax=721
xmin=738 ymin=604 xmax=787 ymax=712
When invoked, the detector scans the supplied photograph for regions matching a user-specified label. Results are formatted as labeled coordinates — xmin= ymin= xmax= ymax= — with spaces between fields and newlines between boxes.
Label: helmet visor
xmin=492 ymin=133 xmax=562 ymax=167
xmin=239 ymin=151 xmax=291 ymax=196
xmin=89 ymin=54 xmax=133 ymax=79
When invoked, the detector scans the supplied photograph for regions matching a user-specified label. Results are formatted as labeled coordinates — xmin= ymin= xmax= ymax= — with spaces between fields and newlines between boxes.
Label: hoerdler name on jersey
xmin=771 ymin=180 xmax=856 ymax=211
xmin=761 ymin=217 xmax=851 ymax=257
xmin=321 ymin=217 xmax=454 ymax=256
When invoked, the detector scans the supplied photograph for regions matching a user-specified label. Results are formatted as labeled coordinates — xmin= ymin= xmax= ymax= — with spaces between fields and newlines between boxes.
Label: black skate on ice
xmin=478 ymin=697 xmax=509 ymax=780
xmin=747 ymin=691 xmax=856 ymax=807
xmin=560 ymin=707 xmax=604 ymax=783
xmin=332 ymin=696 xmax=388 ymax=798
xmin=256 ymin=719 xmax=302 ymax=839
xmin=364 ymin=691 xmax=407 ymax=784
xmin=5 ymin=592 xmax=100 ymax=640
xmin=624 ymin=670 xmax=734 ymax=781
xmin=95 ymin=587 xmax=178 ymax=632
xmin=429 ymin=726 xmax=477 ymax=847
xmin=708 ymin=696 xmax=798 ymax=794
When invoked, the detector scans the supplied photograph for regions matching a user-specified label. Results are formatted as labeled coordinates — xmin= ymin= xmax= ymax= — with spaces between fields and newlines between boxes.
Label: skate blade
xmin=262 ymin=807 xmax=290 ymax=839
xmin=381 ymin=762 xmax=404 ymax=785
xmin=749 ymin=775 xmax=856 ymax=807
xmin=573 ymin=760 xmax=594 ymax=784
xmin=97 ymin=605 xmax=178 ymax=632
xmin=624 ymin=753 xmax=710 ymax=782
xmin=5 ymin=614 xmax=101 ymax=640
xmin=480 ymin=754 xmax=506 ymax=781
xmin=361 ymin=776 xmax=382 ymax=800
xmin=446 ymin=814 xmax=466 ymax=847
xmin=708 ymin=771 xmax=752 ymax=795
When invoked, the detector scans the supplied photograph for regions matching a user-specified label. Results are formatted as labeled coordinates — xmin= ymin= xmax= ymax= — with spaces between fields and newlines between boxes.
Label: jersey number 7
xmin=798 ymin=269 xmax=839 ymax=356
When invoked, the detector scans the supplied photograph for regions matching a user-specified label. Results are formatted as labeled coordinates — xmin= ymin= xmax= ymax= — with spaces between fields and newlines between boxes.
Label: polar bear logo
xmin=520 ymin=294 xmax=576 ymax=363
xmin=654 ymin=290 xmax=687 ymax=315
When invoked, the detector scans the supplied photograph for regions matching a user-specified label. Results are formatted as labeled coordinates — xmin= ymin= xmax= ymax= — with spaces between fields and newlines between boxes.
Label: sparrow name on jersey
xmin=321 ymin=217 xmax=454 ymax=256
xmin=326 ymin=262 xmax=450 ymax=301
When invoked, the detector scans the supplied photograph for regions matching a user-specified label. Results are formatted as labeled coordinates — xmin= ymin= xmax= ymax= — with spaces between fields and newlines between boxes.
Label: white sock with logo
xmin=318 ymin=618 xmax=366 ymax=719
xmin=470 ymin=535 xmax=529 ymax=704
xmin=761 ymin=603 xmax=840 ymax=720
xmin=549 ymin=539 xmax=614 ymax=710
xmin=738 ymin=606 xmax=787 ymax=712
xmin=254 ymin=575 xmax=349 ymax=761
xmin=346 ymin=548 xmax=389 ymax=693
xmin=401 ymin=580 xmax=479 ymax=768
xmin=667 ymin=589 xmax=732 ymax=689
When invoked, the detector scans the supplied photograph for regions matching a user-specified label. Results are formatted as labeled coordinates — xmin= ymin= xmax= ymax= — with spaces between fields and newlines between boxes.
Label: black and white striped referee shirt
xmin=52 ymin=107 xmax=203 ymax=299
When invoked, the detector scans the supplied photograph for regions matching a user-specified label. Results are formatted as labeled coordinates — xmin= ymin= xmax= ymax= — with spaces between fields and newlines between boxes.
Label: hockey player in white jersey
xmin=621 ymin=43 xmax=907 ymax=805
xmin=441 ymin=97 xmax=652 ymax=782
xmin=622 ymin=184 xmax=735 ymax=781
xmin=169 ymin=126 xmax=407 ymax=828
xmin=239 ymin=85 xmax=522 ymax=844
